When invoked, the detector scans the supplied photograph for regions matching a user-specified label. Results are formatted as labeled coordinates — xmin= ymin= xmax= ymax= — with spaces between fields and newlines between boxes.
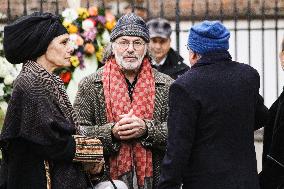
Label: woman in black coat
xmin=259 ymin=38 xmax=284 ymax=189
xmin=0 ymin=12 xmax=103 ymax=189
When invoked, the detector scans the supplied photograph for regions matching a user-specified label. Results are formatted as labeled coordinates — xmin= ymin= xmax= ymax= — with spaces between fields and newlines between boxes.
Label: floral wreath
xmin=57 ymin=6 xmax=116 ymax=86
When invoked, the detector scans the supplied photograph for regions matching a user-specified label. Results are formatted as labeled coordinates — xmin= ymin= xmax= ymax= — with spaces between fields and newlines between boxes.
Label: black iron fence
xmin=0 ymin=0 xmax=284 ymax=105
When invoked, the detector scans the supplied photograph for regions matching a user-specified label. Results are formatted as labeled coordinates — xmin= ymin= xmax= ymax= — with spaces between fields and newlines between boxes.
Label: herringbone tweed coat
xmin=0 ymin=61 xmax=87 ymax=189
xmin=73 ymin=66 xmax=173 ymax=189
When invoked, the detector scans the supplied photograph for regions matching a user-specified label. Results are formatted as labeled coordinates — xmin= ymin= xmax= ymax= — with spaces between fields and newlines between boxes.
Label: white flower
xmin=0 ymin=57 xmax=22 ymax=79
xmin=62 ymin=8 xmax=78 ymax=23
xmin=69 ymin=33 xmax=78 ymax=41
xmin=0 ymin=58 xmax=9 ymax=78
xmin=69 ymin=34 xmax=79 ymax=49
xmin=4 ymin=75 xmax=14 ymax=85
xmin=14 ymin=64 xmax=23 ymax=74
xmin=0 ymin=84 xmax=4 ymax=97
xmin=82 ymin=19 xmax=94 ymax=31
xmin=100 ymin=30 xmax=111 ymax=46
xmin=70 ymin=40 xmax=78 ymax=50
xmin=0 ymin=101 xmax=8 ymax=114
xmin=8 ymin=63 xmax=21 ymax=78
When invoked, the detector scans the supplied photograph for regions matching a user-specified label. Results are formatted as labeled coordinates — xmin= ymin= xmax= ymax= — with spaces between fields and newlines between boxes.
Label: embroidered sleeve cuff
xmin=140 ymin=119 xmax=155 ymax=148
xmin=73 ymin=135 xmax=104 ymax=163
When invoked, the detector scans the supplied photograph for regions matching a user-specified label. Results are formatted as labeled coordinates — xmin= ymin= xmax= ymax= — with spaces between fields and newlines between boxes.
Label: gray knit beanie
xmin=110 ymin=13 xmax=149 ymax=42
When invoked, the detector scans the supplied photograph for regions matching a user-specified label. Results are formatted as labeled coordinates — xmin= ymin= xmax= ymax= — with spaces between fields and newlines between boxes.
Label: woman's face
xmin=45 ymin=34 xmax=73 ymax=68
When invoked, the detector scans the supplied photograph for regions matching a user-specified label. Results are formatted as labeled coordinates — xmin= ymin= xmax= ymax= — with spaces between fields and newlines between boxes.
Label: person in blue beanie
xmin=157 ymin=20 xmax=268 ymax=189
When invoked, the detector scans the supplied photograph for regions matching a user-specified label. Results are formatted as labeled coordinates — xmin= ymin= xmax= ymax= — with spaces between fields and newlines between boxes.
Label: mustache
xmin=123 ymin=53 xmax=139 ymax=57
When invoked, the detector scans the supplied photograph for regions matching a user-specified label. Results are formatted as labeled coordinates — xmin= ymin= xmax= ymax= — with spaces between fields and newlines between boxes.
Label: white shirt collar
xmin=153 ymin=55 xmax=167 ymax=66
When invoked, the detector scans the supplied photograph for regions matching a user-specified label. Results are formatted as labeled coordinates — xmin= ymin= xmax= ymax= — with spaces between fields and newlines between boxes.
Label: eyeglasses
xmin=114 ymin=40 xmax=145 ymax=51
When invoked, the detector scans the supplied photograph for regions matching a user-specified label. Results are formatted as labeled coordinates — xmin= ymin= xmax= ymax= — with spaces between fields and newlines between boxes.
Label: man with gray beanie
xmin=74 ymin=13 xmax=173 ymax=189
xmin=147 ymin=18 xmax=189 ymax=79
xmin=158 ymin=21 xmax=268 ymax=189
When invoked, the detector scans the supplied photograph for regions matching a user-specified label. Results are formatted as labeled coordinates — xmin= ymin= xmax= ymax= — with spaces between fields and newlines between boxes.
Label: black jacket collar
xmin=192 ymin=51 xmax=232 ymax=69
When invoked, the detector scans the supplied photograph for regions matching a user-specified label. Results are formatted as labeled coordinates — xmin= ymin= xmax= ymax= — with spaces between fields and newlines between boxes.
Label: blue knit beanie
xmin=110 ymin=13 xmax=149 ymax=42
xmin=188 ymin=20 xmax=230 ymax=55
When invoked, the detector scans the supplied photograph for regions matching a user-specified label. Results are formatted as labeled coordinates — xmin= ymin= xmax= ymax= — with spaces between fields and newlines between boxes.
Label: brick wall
xmin=0 ymin=0 xmax=68 ymax=22
xmin=148 ymin=0 xmax=284 ymax=20
xmin=1 ymin=0 xmax=284 ymax=22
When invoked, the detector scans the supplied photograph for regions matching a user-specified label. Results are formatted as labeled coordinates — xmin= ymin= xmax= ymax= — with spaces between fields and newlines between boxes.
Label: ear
xmin=189 ymin=50 xmax=195 ymax=59
xmin=188 ymin=51 xmax=198 ymax=66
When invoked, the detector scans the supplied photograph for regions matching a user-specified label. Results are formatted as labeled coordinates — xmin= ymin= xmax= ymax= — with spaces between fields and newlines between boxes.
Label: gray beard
xmin=114 ymin=48 xmax=147 ymax=71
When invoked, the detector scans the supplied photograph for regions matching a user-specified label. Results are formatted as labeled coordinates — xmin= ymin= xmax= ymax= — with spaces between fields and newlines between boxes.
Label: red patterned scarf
xmin=102 ymin=57 xmax=155 ymax=187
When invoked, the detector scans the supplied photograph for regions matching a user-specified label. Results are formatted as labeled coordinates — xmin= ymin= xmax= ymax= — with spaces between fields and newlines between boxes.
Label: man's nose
xmin=126 ymin=43 xmax=135 ymax=52
xmin=154 ymin=42 xmax=162 ymax=48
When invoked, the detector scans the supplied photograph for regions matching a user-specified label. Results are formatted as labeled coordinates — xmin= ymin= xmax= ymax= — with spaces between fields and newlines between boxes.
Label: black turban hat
xmin=4 ymin=12 xmax=68 ymax=64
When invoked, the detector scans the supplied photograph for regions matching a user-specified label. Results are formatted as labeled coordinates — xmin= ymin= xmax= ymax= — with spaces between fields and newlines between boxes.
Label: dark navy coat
xmin=158 ymin=51 xmax=268 ymax=189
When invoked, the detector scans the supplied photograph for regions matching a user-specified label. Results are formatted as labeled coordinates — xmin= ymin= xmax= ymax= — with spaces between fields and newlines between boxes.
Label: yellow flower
xmin=68 ymin=24 xmax=78 ymax=34
xmin=77 ymin=8 xmax=89 ymax=20
xmin=62 ymin=20 xmax=72 ymax=28
xmin=105 ymin=20 xmax=116 ymax=31
xmin=70 ymin=56 xmax=80 ymax=67
xmin=63 ymin=20 xmax=78 ymax=34
xmin=96 ymin=47 xmax=104 ymax=62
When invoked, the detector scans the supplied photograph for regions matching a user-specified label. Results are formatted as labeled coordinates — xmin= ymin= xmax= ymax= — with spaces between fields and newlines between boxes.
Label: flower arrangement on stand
xmin=57 ymin=6 xmax=116 ymax=103
xmin=0 ymin=58 xmax=22 ymax=112
xmin=0 ymin=32 xmax=22 ymax=129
